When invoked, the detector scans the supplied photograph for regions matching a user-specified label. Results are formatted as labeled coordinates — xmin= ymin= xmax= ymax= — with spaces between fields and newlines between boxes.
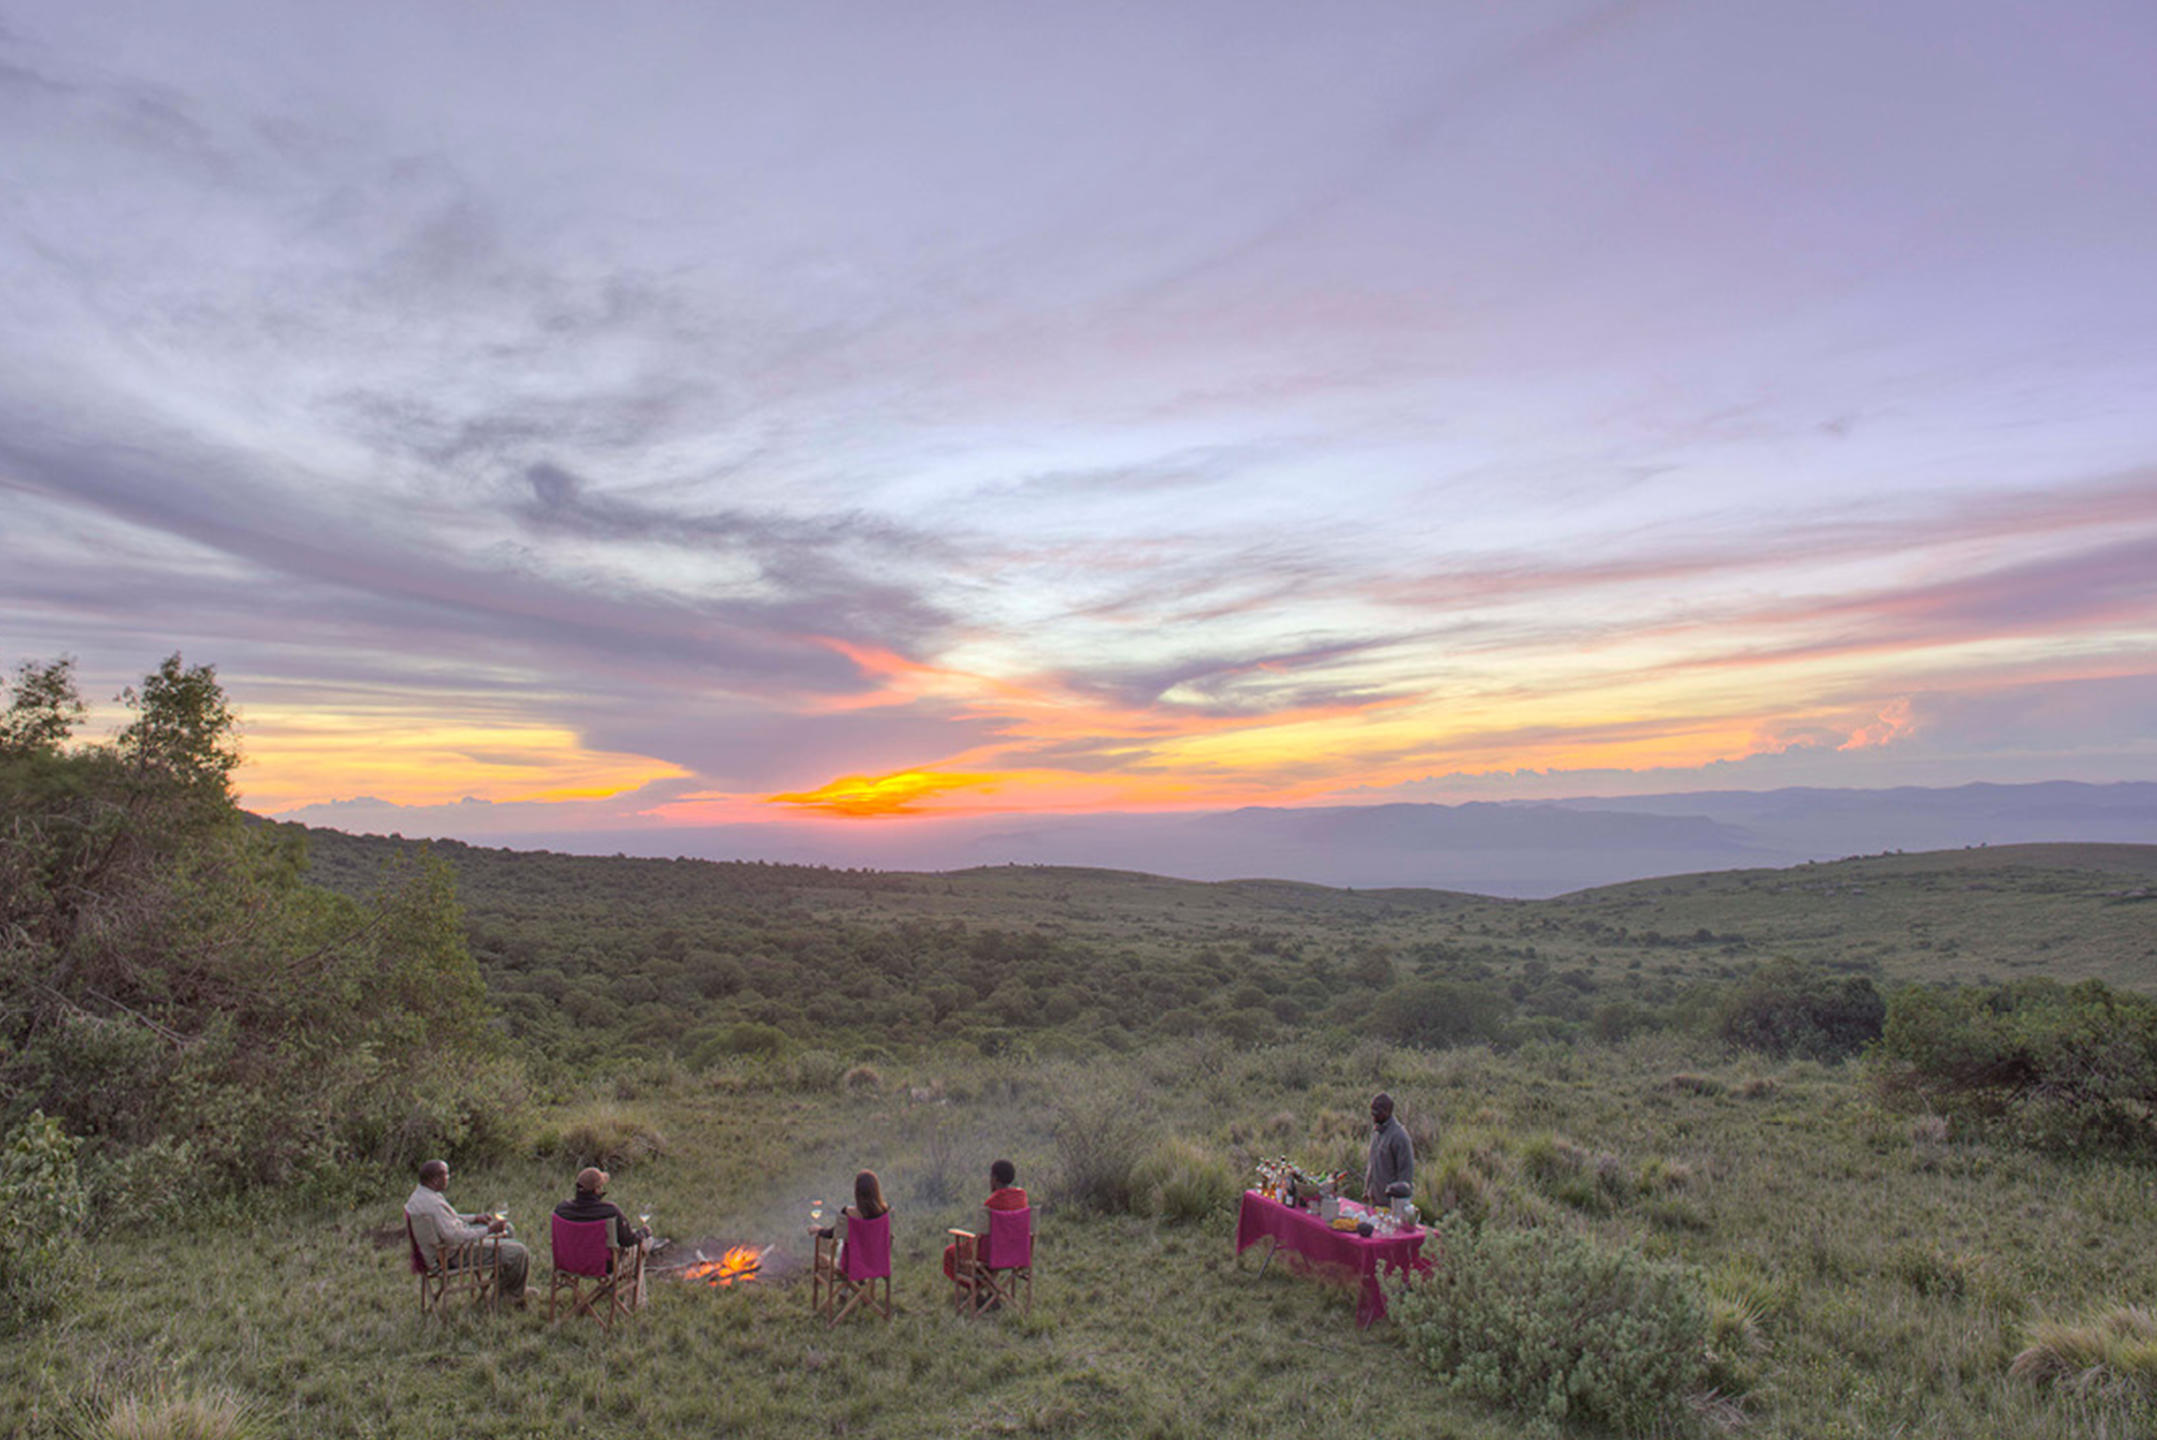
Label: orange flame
xmin=679 ymin=1245 xmax=764 ymax=1285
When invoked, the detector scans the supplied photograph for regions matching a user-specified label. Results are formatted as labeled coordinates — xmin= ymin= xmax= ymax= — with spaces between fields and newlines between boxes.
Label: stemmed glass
xmin=493 ymin=1199 xmax=510 ymax=1231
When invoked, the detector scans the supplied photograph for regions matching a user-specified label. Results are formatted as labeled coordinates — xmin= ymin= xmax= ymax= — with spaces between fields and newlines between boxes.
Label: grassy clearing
xmin=7 ymin=1034 xmax=2155 ymax=1438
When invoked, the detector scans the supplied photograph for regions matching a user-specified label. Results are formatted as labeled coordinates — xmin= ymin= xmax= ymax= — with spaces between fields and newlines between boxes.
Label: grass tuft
xmin=2011 ymin=1307 xmax=2157 ymax=1395
xmin=83 ymin=1387 xmax=256 ymax=1440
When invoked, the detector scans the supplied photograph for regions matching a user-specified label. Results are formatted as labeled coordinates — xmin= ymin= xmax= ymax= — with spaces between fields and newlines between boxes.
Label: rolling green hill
xmin=291 ymin=823 xmax=2157 ymax=1067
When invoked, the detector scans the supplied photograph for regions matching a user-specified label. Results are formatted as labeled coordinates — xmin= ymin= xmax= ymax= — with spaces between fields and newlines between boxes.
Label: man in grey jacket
xmin=1363 ymin=1092 xmax=1415 ymax=1204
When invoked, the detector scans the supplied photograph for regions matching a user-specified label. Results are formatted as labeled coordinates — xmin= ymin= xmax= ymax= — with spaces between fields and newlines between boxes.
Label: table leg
xmin=1254 ymin=1235 xmax=1280 ymax=1280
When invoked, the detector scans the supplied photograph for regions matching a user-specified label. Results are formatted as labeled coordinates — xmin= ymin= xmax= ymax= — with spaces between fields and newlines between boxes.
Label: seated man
xmin=405 ymin=1158 xmax=532 ymax=1306
xmin=943 ymin=1158 xmax=1027 ymax=1280
xmin=552 ymin=1166 xmax=652 ymax=1269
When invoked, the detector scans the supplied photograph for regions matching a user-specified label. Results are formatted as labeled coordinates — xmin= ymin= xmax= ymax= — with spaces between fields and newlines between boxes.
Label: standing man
xmin=405 ymin=1158 xmax=532 ymax=1307
xmin=1363 ymin=1093 xmax=1415 ymax=1205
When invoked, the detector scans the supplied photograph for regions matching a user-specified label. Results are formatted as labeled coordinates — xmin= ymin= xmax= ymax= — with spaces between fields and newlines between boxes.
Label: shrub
xmin=842 ymin=1063 xmax=882 ymax=1093
xmin=1877 ymin=978 xmax=2157 ymax=1153
xmin=1390 ymin=1215 xmax=1711 ymax=1435
xmin=0 ymin=1111 xmax=88 ymax=1334
xmin=703 ymin=1022 xmax=790 ymax=1060
xmin=790 ymin=1050 xmax=847 ymax=1093
xmin=1050 ymin=1078 xmax=1153 ymax=1213
xmin=533 ymin=1102 xmax=666 ymax=1169
xmin=1715 ymin=959 xmax=1884 ymax=1059
xmin=81 ymin=1136 xmax=198 ymax=1232
xmin=1131 ymin=1138 xmax=1240 ymax=1223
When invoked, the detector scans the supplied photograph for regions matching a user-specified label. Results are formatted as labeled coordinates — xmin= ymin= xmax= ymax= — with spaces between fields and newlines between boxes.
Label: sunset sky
xmin=3 ymin=0 xmax=2154 ymax=845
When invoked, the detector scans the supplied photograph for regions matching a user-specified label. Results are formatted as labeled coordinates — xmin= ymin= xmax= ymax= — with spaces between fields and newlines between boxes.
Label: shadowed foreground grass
xmin=10 ymin=1035 xmax=2157 ymax=1438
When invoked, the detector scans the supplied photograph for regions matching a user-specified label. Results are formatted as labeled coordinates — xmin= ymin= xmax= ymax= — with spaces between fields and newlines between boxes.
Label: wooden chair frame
xmin=408 ymin=1214 xmax=503 ymax=1319
xmin=948 ymin=1227 xmax=1033 ymax=1318
xmin=811 ymin=1231 xmax=891 ymax=1326
xmin=548 ymin=1219 xmax=646 ymax=1329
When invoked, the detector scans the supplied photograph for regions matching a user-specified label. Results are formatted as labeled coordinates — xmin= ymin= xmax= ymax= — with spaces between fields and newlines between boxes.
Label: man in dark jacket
xmin=552 ymin=1167 xmax=651 ymax=1264
xmin=1363 ymin=1093 xmax=1415 ymax=1204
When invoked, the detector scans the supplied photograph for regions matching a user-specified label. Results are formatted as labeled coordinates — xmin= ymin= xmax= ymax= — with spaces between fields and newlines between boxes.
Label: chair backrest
xmin=552 ymin=1214 xmax=614 ymax=1279
xmin=840 ymin=1211 xmax=892 ymax=1282
xmin=405 ymin=1213 xmax=430 ymax=1275
xmin=985 ymin=1206 xmax=1032 ymax=1270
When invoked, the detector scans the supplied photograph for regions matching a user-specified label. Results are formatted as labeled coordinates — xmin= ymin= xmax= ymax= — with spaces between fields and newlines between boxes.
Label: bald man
xmin=1363 ymin=1093 xmax=1415 ymax=1205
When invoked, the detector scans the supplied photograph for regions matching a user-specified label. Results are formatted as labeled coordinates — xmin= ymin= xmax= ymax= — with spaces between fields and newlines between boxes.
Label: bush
xmin=81 ymin=1136 xmax=198 ymax=1232
xmin=790 ymin=1050 xmax=847 ymax=1093
xmin=1390 ymin=1215 xmax=1711 ymax=1434
xmin=1715 ymin=959 xmax=1884 ymax=1059
xmin=696 ymin=1022 xmax=790 ymax=1063
xmin=0 ymin=1111 xmax=88 ymax=1334
xmin=1131 ymin=1138 xmax=1239 ymax=1223
xmin=533 ymin=1102 xmax=666 ymax=1169
xmin=1050 ymin=1077 xmax=1154 ymax=1213
xmin=1877 ymin=978 xmax=2157 ymax=1153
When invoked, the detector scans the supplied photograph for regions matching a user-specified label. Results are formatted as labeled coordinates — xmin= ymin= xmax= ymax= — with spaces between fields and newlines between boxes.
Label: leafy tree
xmin=0 ymin=652 xmax=515 ymax=1198
xmin=0 ymin=657 xmax=87 ymax=758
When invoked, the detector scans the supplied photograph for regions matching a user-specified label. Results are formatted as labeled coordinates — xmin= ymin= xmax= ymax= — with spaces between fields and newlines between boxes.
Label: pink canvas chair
xmin=812 ymin=1211 xmax=892 ymax=1325
xmin=406 ymin=1213 xmax=501 ymax=1318
xmin=548 ymin=1214 xmax=643 ymax=1327
xmin=950 ymin=1206 xmax=1033 ymax=1317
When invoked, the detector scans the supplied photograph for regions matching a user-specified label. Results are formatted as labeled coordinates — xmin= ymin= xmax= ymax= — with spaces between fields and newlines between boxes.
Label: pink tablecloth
xmin=1235 ymin=1191 xmax=1432 ymax=1325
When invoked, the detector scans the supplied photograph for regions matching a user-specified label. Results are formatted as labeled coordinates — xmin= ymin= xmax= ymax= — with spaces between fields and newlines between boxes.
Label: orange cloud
xmin=768 ymin=768 xmax=999 ymax=817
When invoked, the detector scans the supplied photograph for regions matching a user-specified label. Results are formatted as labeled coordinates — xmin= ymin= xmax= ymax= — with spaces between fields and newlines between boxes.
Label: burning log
xmin=678 ymin=1244 xmax=765 ymax=1286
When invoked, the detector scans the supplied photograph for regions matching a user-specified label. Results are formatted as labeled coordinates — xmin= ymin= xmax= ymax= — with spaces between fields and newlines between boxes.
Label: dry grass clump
xmin=1909 ymin=1113 xmax=1951 ymax=1145
xmin=85 ymin=1387 xmax=255 ymax=1440
xmin=1131 ymin=1136 xmax=1241 ymax=1222
xmin=2010 ymin=1307 xmax=2157 ymax=1395
xmin=842 ymin=1063 xmax=882 ymax=1093
xmin=1735 ymin=1075 xmax=1780 ymax=1099
xmin=532 ymin=1101 xmax=667 ymax=1169
xmin=1669 ymin=1072 xmax=1728 ymax=1096
xmin=1636 ymin=1156 xmax=1695 ymax=1192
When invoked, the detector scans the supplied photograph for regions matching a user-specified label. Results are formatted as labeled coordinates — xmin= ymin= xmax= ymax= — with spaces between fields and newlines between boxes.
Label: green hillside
xmin=293 ymin=824 xmax=2157 ymax=1069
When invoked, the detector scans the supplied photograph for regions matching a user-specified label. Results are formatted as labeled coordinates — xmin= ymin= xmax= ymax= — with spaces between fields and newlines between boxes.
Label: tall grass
xmin=7 ymin=1035 xmax=2157 ymax=1439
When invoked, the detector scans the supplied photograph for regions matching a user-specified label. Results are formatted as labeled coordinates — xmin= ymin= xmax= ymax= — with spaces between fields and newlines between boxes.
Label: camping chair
xmin=811 ymin=1211 xmax=892 ymax=1326
xmin=406 ymin=1213 xmax=502 ymax=1318
xmin=548 ymin=1215 xmax=644 ymax=1327
xmin=950 ymin=1205 xmax=1033 ymax=1318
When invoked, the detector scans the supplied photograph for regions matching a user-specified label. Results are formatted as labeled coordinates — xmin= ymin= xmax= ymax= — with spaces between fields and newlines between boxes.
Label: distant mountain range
xmin=278 ymin=780 xmax=2157 ymax=898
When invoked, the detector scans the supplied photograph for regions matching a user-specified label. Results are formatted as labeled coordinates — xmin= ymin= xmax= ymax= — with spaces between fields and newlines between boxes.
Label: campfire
xmin=677 ymin=1244 xmax=766 ymax=1286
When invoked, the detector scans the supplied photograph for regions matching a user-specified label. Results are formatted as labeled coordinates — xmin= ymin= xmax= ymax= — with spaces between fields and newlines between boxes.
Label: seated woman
xmin=943 ymin=1158 xmax=1026 ymax=1279
xmin=817 ymin=1169 xmax=891 ymax=1272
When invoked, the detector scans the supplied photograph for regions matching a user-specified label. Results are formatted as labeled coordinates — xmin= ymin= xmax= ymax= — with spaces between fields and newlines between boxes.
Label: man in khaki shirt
xmin=405 ymin=1158 xmax=531 ymax=1305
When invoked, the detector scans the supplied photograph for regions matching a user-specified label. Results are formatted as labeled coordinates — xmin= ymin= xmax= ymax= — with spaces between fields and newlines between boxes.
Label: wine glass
xmin=493 ymin=1199 xmax=509 ymax=1230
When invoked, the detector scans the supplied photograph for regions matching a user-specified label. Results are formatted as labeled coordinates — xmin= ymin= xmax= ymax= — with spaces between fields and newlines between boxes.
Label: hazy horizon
xmin=271 ymin=778 xmax=2157 ymax=898
xmin=6 ymin=1 xmax=2154 ymax=838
